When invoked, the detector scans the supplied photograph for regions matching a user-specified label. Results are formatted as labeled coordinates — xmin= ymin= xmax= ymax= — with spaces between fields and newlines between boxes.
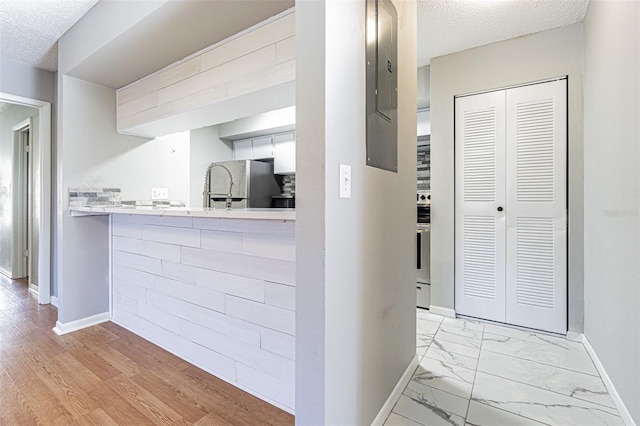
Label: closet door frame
xmin=454 ymin=77 xmax=568 ymax=334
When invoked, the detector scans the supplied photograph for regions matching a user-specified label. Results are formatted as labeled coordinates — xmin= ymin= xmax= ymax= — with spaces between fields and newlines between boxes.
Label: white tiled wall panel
xmin=142 ymin=224 xmax=201 ymax=248
xmin=193 ymin=218 xmax=295 ymax=236
xmin=200 ymin=230 xmax=243 ymax=253
xmin=182 ymin=247 xmax=295 ymax=285
xmin=161 ymin=260 xmax=196 ymax=284
xmin=237 ymin=363 xmax=295 ymax=410
xmin=112 ymin=221 xmax=143 ymax=239
xmin=110 ymin=214 xmax=296 ymax=412
xmin=196 ymin=268 xmax=266 ymax=302
xmin=226 ymin=295 xmax=295 ymax=335
xmin=261 ymin=328 xmax=295 ymax=360
xmin=265 ymin=282 xmax=295 ymax=311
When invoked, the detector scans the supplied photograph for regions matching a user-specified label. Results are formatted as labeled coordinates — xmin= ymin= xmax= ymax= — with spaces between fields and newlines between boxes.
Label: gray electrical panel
xmin=366 ymin=0 xmax=398 ymax=172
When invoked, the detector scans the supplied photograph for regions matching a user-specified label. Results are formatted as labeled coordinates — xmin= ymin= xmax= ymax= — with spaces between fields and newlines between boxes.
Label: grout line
xmin=464 ymin=320 xmax=484 ymax=421
xmin=479 ymin=346 xmax=600 ymax=378
xmin=476 ymin=370 xmax=621 ymax=415
xmin=470 ymin=400 xmax=553 ymax=426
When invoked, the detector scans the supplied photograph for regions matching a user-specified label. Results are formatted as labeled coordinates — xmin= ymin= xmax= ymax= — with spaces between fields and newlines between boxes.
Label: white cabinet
xmin=251 ymin=136 xmax=274 ymax=159
xmin=115 ymin=12 xmax=296 ymax=137
xmin=233 ymin=139 xmax=253 ymax=160
xmin=233 ymin=136 xmax=274 ymax=160
xmin=274 ymin=132 xmax=296 ymax=174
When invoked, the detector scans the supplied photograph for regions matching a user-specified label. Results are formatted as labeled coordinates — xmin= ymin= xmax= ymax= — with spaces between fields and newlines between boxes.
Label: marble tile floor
xmin=384 ymin=309 xmax=624 ymax=426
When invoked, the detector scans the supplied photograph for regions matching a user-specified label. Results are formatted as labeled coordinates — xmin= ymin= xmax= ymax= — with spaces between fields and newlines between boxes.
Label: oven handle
xmin=417 ymin=230 xmax=422 ymax=269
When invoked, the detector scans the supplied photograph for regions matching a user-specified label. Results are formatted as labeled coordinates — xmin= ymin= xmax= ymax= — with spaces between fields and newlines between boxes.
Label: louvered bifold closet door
xmin=505 ymin=80 xmax=567 ymax=333
xmin=454 ymin=91 xmax=507 ymax=322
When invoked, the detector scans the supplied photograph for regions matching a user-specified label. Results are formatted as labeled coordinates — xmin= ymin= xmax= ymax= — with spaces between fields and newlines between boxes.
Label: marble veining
xmin=383 ymin=310 xmax=623 ymax=426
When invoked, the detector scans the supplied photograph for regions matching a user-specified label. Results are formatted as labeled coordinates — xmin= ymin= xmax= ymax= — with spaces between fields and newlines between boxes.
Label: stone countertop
xmin=70 ymin=206 xmax=296 ymax=221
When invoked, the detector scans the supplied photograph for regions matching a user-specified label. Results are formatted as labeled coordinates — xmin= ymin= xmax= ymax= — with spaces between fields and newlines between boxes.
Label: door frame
xmin=1 ymin=92 xmax=52 ymax=305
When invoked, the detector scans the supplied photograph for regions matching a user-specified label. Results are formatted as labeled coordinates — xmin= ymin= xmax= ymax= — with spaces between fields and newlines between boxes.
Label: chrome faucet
xmin=203 ymin=162 xmax=234 ymax=209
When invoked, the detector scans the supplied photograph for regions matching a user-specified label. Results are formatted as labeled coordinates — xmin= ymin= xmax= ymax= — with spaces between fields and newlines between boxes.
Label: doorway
xmin=13 ymin=119 xmax=33 ymax=286
xmin=454 ymin=79 xmax=567 ymax=334
xmin=0 ymin=93 xmax=52 ymax=305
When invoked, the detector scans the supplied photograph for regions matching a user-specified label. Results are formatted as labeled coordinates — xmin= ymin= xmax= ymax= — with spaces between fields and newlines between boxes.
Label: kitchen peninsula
xmin=70 ymin=206 xmax=296 ymax=412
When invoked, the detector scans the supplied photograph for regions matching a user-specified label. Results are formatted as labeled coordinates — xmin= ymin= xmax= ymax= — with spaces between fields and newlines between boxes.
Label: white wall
xmin=56 ymin=75 xmax=193 ymax=322
xmin=0 ymin=56 xmax=55 ymax=103
xmin=296 ymin=0 xmax=417 ymax=423
xmin=430 ymin=24 xmax=585 ymax=331
xmin=417 ymin=65 xmax=430 ymax=110
xmin=583 ymin=0 xmax=640 ymax=422
xmin=189 ymin=125 xmax=233 ymax=206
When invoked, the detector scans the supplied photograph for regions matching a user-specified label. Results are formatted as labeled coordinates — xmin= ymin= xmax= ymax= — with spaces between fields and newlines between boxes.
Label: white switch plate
xmin=151 ymin=187 xmax=169 ymax=200
xmin=339 ymin=164 xmax=351 ymax=198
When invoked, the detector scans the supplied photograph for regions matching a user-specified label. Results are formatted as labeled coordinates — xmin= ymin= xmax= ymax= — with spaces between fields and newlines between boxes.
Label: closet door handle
xmin=497 ymin=206 xmax=504 ymax=212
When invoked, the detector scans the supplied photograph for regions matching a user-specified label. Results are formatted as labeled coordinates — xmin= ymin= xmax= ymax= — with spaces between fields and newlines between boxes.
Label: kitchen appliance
xmin=417 ymin=190 xmax=431 ymax=309
xmin=271 ymin=195 xmax=295 ymax=208
xmin=203 ymin=160 xmax=279 ymax=209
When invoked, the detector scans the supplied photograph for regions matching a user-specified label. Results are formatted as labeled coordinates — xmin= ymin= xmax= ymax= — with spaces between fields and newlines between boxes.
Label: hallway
xmin=385 ymin=309 xmax=624 ymax=425
xmin=0 ymin=274 xmax=294 ymax=425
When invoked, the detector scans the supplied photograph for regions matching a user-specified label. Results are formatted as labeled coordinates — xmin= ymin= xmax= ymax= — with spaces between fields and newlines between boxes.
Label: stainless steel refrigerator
xmin=203 ymin=160 xmax=280 ymax=209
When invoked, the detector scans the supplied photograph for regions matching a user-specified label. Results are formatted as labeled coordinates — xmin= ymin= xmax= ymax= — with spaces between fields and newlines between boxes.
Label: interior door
xmin=454 ymin=90 xmax=507 ymax=322
xmin=455 ymin=79 xmax=567 ymax=334
xmin=505 ymin=80 xmax=567 ymax=333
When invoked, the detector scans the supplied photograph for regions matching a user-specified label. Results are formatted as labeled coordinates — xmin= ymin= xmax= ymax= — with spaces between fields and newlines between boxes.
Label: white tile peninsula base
xmin=110 ymin=214 xmax=296 ymax=413
xmin=384 ymin=309 xmax=627 ymax=426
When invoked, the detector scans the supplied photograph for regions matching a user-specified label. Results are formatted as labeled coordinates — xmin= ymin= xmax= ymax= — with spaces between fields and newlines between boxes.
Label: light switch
xmin=151 ymin=187 xmax=169 ymax=200
xmin=339 ymin=164 xmax=351 ymax=198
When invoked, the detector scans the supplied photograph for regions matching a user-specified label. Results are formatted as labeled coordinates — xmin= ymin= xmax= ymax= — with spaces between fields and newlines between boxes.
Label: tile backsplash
xmin=417 ymin=138 xmax=430 ymax=192
xmin=69 ymin=187 xmax=121 ymax=207
xmin=281 ymin=175 xmax=296 ymax=196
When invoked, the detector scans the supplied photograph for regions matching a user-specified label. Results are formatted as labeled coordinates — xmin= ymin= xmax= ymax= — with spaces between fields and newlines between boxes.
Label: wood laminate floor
xmin=0 ymin=274 xmax=295 ymax=425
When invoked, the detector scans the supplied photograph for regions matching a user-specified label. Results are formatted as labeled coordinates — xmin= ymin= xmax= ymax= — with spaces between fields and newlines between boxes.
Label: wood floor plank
xmin=182 ymin=365 xmax=295 ymax=426
xmin=26 ymin=350 xmax=97 ymax=419
xmin=53 ymin=351 xmax=105 ymax=394
xmin=87 ymin=341 xmax=143 ymax=377
xmin=0 ymin=381 xmax=41 ymax=425
xmin=152 ymin=365 xmax=289 ymax=426
xmin=12 ymin=377 xmax=75 ymax=424
xmin=69 ymin=408 xmax=118 ymax=426
xmin=103 ymin=323 xmax=191 ymax=372
xmin=194 ymin=411 xmax=237 ymax=426
xmin=105 ymin=375 xmax=190 ymax=425
xmin=130 ymin=368 xmax=209 ymax=422
xmin=87 ymin=384 xmax=155 ymax=426
xmin=71 ymin=324 xmax=121 ymax=347
xmin=65 ymin=342 xmax=122 ymax=381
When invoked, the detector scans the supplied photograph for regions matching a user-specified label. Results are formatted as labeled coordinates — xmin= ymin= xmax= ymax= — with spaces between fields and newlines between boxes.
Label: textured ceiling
xmin=0 ymin=0 xmax=99 ymax=71
xmin=417 ymin=0 xmax=590 ymax=67
xmin=0 ymin=0 xmax=590 ymax=74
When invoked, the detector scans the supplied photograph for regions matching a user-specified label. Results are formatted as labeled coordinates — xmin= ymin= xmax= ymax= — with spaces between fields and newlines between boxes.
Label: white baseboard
xmin=582 ymin=335 xmax=636 ymax=426
xmin=52 ymin=312 xmax=110 ymax=335
xmin=429 ymin=305 xmax=456 ymax=318
xmin=566 ymin=330 xmax=583 ymax=342
xmin=50 ymin=296 xmax=59 ymax=307
xmin=28 ymin=284 xmax=38 ymax=296
xmin=371 ymin=353 xmax=419 ymax=426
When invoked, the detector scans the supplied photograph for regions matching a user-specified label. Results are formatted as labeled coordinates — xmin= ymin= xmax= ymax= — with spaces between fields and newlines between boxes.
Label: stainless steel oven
xmin=417 ymin=192 xmax=430 ymax=309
